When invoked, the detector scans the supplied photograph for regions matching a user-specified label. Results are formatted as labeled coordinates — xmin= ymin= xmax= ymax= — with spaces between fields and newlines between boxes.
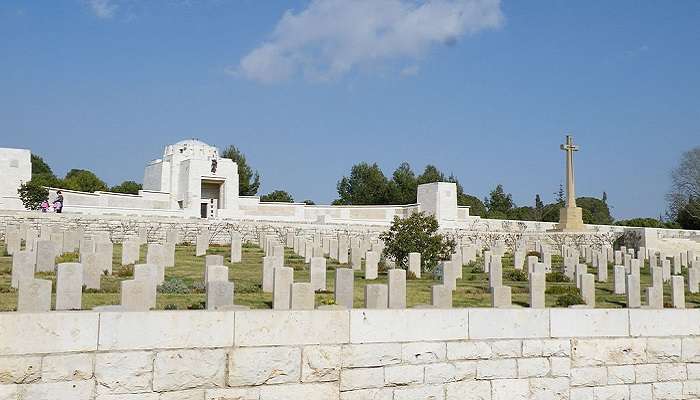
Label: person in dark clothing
xmin=54 ymin=191 xmax=64 ymax=213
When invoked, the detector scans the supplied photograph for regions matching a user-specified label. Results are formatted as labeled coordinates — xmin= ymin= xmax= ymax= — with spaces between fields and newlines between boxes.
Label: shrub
xmin=158 ymin=278 xmax=190 ymax=294
xmin=526 ymin=251 xmax=541 ymax=258
xmin=190 ymin=281 xmax=206 ymax=293
xmin=17 ymin=180 xmax=49 ymax=210
xmin=164 ymin=303 xmax=179 ymax=310
xmin=504 ymin=269 xmax=528 ymax=282
xmin=380 ymin=212 xmax=456 ymax=272
xmin=546 ymin=272 xmax=571 ymax=283
xmin=555 ymin=293 xmax=585 ymax=307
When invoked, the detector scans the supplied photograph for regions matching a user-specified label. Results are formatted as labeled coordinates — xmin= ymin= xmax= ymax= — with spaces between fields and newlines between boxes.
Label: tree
xmin=458 ymin=194 xmax=487 ymax=216
xmin=602 ymin=191 xmax=608 ymax=203
xmin=677 ymin=199 xmax=700 ymax=229
xmin=534 ymin=194 xmax=544 ymax=221
xmin=63 ymin=169 xmax=107 ymax=193
xmin=303 ymin=199 xmax=315 ymax=205
xmin=260 ymin=190 xmax=294 ymax=203
xmin=555 ymin=183 xmax=565 ymax=204
xmin=667 ymin=147 xmax=700 ymax=228
xmin=335 ymin=162 xmax=389 ymax=205
xmin=484 ymin=184 xmax=514 ymax=216
xmin=221 ymin=145 xmax=260 ymax=196
xmin=110 ymin=181 xmax=142 ymax=194
xmin=507 ymin=206 xmax=536 ymax=221
xmin=379 ymin=212 xmax=456 ymax=273
xmin=576 ymin=197 xmax=614 ymax=225
xmin=416 ymin=164 xmax=447 ymax=185
xmin=17 ymin=181 xmax=49 ymax=210
xmin=615 ymin=218 xmax=665 ymax=228
xmin=386 ymin=162 xmax=417 ymax=204
xmin=31 ymin=154 xmax=53 ymax=176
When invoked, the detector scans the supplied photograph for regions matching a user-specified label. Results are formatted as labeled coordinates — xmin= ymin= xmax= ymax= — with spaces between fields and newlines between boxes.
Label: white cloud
xmin=237 ymin=0 xmax=503 ymax=83
xmin=86 ymin=0 xmax=118 ymax=19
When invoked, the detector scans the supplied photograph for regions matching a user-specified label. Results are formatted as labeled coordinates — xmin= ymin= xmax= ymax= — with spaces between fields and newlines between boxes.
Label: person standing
xmin=54 ymin=190 xmax=64 ymax=213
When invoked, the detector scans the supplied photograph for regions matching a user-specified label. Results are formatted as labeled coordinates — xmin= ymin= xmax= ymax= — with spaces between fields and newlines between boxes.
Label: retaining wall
xmin=2 ymin=309 xmax=700 ymax=399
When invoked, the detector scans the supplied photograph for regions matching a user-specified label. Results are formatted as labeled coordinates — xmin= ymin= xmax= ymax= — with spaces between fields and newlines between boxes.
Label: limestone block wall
xmin=2 ymin=309 xmax=700 ymax=400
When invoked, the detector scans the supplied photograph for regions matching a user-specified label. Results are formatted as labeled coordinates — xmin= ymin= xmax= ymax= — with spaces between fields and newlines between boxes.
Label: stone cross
xmin=560 ymin=134 xmax=579 ymax=209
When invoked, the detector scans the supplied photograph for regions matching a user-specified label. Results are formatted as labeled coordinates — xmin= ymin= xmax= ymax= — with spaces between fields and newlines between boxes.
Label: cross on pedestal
xmin=560 ymin=135 xmax=579 ymax=209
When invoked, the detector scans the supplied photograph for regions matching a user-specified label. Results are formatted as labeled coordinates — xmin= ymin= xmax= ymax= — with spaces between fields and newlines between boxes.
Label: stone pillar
xmin=146 ymin=244 xmax=166 ymax=284
xmin=689 ymin=267 xmax=700 ymax=294
xmin=431 ymin=285 xmax=452 ymax=308
xmin=334 ymin=268 xmax=354 ymax=309
xmin=613 ymin=266 xmax=626 ymax=294
xmin=514 ymin=251 xmax=524 ymax=271
xmin=364 ymin=284 xmax=388 ymax=309
xmin=272 ymin=266 xmax=294 ymax=310
xmin=488 ymin=255 xmax=502 ymax=290
xmin=408 ymin=252 xmax=421 ymax=278
xmin=309 ymin=257 xmax=327 ymax=292
xmin=195 ymin=231 xmax=209 ymax=257
xmin=206 ymin=281 xmax=234 ymax=310
xmin=95 ymin=241 xmax=113 ymax=275
xmin=581 ymin=273 xmax=595 ymax=308
xmin=329 ymin=239 xmax=339 ymax=260
xmin=5 ymin=226 xmax=21 ymax=256
xmin=338 ymin=236 xmax=349 ymax=264
xmin=262 ymin=256 xmax=275 ymax=293
xmin=35 ymin=240 xmax=58 ymax=273
xmin=491 ymin=286 xmax=512 ymax=308
xmin=671 ymin=276 xmax=685 ymax=309
xmin=121 ymin=279 xmax=151 ymax=311
xmin=365 ymin=251 xmax=378 ymax=280
xmin=11 ymin=250 xmax=35 ymax=289
xmin=388 ymin=269 xmax=406 ymax=309
xmin=81 ymin=252 xmax=101 ymax=290
xmin=351 ymin=247 xmax=363 ymax=271
xmin=439 ymin=261 xmax=456 ymax=291
xmin=55 ymin=263 xmax=83 ymax=311
xmin=17 ymin=279 xmax=52 ymax=312
xmin=529 ymin=272 xmax=545 ymax=308
xmin=597 ymin=257 xmax=608 ymax=282
xmin=121 ymin=239 xmax=140 ymax=266
xmin=626 ymin=274 xmax=641 ymax=308
xmin=662 ymin=259 xmax=671 ymax=282
xmin=291 ymin=282 xmax=315 ymax=310
xmin=230 ymin=232 xmax=242 ymax=263
xmin=133 ymin=264 xmax=159 ymax=309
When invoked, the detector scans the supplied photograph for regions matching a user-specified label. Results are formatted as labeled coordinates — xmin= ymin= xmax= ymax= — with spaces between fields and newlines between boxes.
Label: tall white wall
xmin=1 ymin=309 xmax=699 ymax=399
xmin=0 ymin=148 xmax=31 ymax=210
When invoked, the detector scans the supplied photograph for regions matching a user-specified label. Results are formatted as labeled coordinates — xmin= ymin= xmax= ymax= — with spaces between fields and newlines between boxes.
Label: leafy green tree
xmin=614 ymin=218 xmax=665 ymax=228
xmin=677 ymin=198 xmax=700 ymax=229
xmin=576 ymin=197 xmax=614 ymax=225
xmin=31 ymin=154 xmax=53 ymax=176
xmin=387 ymin=162 xmax=417 ymax=204
xmin=63 ymin=169 xmax=108 ymax=193
xmin=534 ymin=194 xmax=544 ymax=221
xmin=541 ymin=203 xmax=561 ymax=222
xmin=260 ymin=190 xmax=294 ymax=203
xmin=221 ymin=145 xmax=260 ymax=196
xmin=379 ymin=212 xmax=456 ymax=273
xmin=110 ymin=181 xmax=142 ymax=194
xmin=458 ymin=194 xmax=487 ymax=216
xmin=484 ymin=184 xmax=514 ymax=216
xmin=335 ymin=162 xmax=389 ymax=205
xmin=507 ymin=206 xmax=536 ymax=221
xmin=303 ymin=199 xmax=315 ymax=205
xmin=17 ymin=181 xmax=49 ymax=210
xmin=555 ymin=183 xmax=565 ymax=204
xmin=416 ymin=165 xmax=447 ymax=185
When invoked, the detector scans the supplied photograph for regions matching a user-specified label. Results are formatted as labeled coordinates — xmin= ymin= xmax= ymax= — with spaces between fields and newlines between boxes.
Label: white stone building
xmin=142 ymin=140 xmax=239 ymax=218
xmin=0 ymin=147 xmax=31 ymax=211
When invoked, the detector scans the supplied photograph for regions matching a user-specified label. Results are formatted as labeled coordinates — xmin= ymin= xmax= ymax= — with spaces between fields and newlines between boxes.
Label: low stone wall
xmin=2 ymin=309 xmax=700 ymax=399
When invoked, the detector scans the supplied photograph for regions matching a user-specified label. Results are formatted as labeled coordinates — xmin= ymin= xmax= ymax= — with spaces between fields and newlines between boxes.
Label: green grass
xmin=1 ymin=241 xmax=699 ymax=311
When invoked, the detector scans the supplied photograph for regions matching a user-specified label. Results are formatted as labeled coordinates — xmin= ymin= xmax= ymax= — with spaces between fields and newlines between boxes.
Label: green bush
xmin=17 ymin=180 xmax=49 ymax=210
xmin=555 ymin=293 xmax=585 ymax=307
xmin=504 ymin=269 xmax=528 ymax=281
xmin=158 ymin=278 xmax=190 ymax=294
xmin=380 ymin=212 xmax=456 ymax=272
xmin=164 ymin=303 xmax=179 ymax=310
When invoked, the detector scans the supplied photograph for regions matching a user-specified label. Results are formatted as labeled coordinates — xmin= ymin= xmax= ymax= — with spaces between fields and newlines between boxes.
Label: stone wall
xmin=2 ymin=309 xmax=700 ymax=399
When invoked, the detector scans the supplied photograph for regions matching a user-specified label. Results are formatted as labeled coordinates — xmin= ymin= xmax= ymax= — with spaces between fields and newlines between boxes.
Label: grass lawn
xmin=1 ymin=240 xmax=699 ymax=311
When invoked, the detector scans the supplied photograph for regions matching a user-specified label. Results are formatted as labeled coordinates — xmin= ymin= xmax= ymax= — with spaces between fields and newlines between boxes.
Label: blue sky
xmin=1 ymin=0 xmax=698 ymax=219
